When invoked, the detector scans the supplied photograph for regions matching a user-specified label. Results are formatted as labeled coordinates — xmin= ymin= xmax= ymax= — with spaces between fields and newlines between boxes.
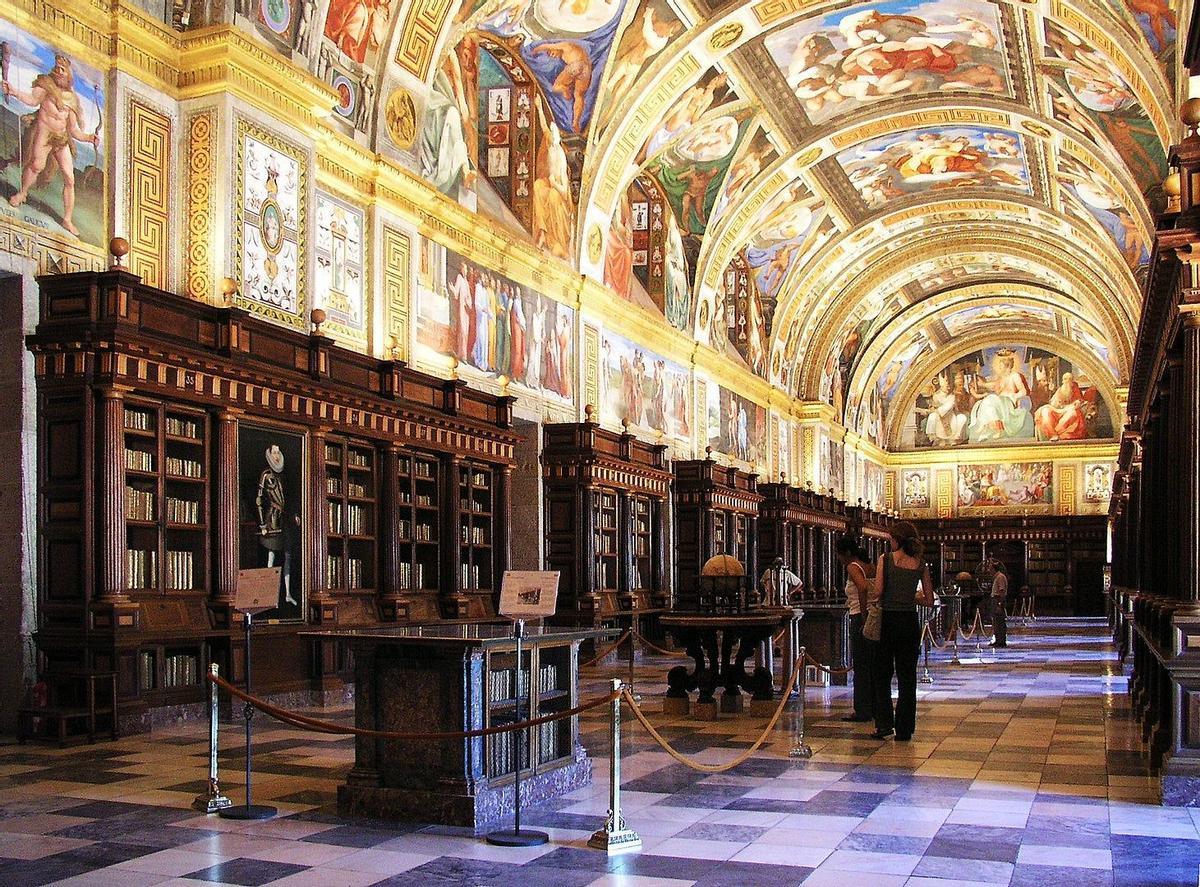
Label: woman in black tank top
xmin=870 ymin=521 xmax=935 ymax=741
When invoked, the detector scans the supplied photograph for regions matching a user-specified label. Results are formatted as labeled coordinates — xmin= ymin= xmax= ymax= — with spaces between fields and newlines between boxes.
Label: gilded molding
xmin=126 ymin=99 xmax=172 ymax=288
xmin=184 ymin=109 xmax=216 ymax=302
xmin=382 ymin=225 xmax=411 ymax=361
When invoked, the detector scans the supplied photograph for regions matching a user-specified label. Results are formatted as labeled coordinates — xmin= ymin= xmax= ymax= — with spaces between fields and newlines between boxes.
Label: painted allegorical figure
xmin=2 ymin=53 xmax=98 ymax=238
xmin=967 ymin=350 xmax=1035 ymax=443
xmin=1034 ymin=372 xmax=1095 ymax=441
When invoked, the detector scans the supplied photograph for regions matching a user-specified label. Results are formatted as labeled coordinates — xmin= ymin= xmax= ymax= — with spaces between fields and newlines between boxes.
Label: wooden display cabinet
xmin=542 ymin=422 xmax=671 ymax=629
xmin=672 ymin=459 xmax=763 ymax=612
xmin=28 ymin=269 xmax=518 ymax=731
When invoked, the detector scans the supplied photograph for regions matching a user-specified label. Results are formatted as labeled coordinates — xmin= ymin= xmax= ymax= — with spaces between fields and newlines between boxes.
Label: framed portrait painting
xmin=238 ymin=423 xmax=306 ymax=621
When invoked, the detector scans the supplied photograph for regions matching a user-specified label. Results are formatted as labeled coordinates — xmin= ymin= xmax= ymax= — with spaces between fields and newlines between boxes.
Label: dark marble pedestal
xmin=305 ymin=623 xmax=613 ymax=831
xmin=794 ymin=600 xmax=851 ymax=686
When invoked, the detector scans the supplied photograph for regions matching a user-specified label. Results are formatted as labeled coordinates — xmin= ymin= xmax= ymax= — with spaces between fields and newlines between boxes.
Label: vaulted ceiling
xmin=263 ymin=0 xmax=1182 ymax=450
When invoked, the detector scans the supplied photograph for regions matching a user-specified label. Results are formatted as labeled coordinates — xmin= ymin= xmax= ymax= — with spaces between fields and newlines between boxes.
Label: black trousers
xmin=849 ymin=613 xmax=874 ymax=718
xmin=873 ymin=610 xmax=921 ymax=737
xmin=990 ymin=597 xmax=1007 ymax=646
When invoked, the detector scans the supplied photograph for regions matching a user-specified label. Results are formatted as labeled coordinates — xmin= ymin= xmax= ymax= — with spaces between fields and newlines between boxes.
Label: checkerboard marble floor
xmin=2 ymin=618 xmax=1198 ymax=887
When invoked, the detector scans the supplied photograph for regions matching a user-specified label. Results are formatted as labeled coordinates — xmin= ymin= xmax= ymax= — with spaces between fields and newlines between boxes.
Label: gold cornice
xmin=178 ymin=26 xmax=337 ymax=132
xmin=886 ymin=440 xmax=1119 ymax=467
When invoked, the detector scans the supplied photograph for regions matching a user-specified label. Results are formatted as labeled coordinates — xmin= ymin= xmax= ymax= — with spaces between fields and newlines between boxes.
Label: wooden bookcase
xmin=672 ymin=459 xmax=763 ymax=612
xmin=28 ymin=270 xmax=518 ymax=732
xmin=542 ymin=422 xmax=671 ymax=629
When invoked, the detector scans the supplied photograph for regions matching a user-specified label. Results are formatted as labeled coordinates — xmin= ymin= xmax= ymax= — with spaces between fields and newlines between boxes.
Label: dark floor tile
xmin=527 ymin=846 xmax=618 ymax=873
xmin=691 ymin=860 xmax=811 ymax=886
xmin=187 ymin=857 xmax=310 ymax=885
xmin=839 ymin=831 xmax=931 ymax=854
xmin=799 ymin=791 xmax=885 ymax=817
xmin=613 ymin=853 xmax=720 ymax=879
xmin=520 ymin=811 xmax=606 ymax=831
xmin=656 ymin=785 xmax=752 ymax=809
xmin=686 ymin=822 xmax=768 ymax=843
xmin=406 ymin=856 xmax=522 ymax=882
xmin=0 ymin=859 xmax=93 ymax=887
xmin=722 ymin=798 xmax=808 ymax=815
xmin=301 ymin=824 xmax=405 ymax=848
xmin=1010 ymin=864 xmax=1113 ymax=886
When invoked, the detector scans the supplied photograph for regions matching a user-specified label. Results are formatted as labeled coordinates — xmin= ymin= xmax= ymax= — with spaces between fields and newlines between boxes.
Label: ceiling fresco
xmin=223 ymin=0 xmax=1182 ymax=452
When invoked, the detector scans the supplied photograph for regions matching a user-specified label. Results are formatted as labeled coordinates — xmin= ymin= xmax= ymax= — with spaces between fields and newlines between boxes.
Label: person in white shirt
xmin=760 ymin=557 xmax=802 ymax=607
xmin=989 ymin=562 xmax=1008 ymax=648
xmin=837 ymin=536 xmax=875 ymax=722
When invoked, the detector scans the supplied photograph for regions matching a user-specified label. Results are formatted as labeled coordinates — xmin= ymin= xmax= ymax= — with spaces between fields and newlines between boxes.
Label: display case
xmin=543 ymin=422 xmax=671 ymax=628
xmin=672 ymin=459 xmax=763 ymax=612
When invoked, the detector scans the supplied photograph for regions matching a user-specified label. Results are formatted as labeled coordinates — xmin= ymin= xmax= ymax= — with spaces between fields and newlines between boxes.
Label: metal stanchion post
xmin=789 ymin=647 xmax=812 ymax=759
xmin=950 ymin=598 xmax=962 ymax=666
xmin=974 ymin=610 xmax=984 ymax=659
xmin=627 ymin=624 xmax=640 ymax=703
xmin=195 ymin=663 xmax=232 ymax=813
xmin=919 ymin=624 xmax=934 ymax=685
xmin=489 ymin=619 xmax=549 ymax=847
xmin=220 ymin=611 xmax=276 ymax=820
xmin=589 ymin=679 xmax=642 ymax=855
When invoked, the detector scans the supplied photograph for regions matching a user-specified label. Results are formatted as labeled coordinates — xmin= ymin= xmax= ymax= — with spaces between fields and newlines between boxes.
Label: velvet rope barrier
xmin=958 ymin=608 xmax=986 ymax=641
xmin=579 ymin=628 xmax=633 ymax=669
xmin=802 ymin=652 xmax=853 ymax=676
xmin=620 ymin=654 xmax=804 ymax=774
xmin=207 ymin=672 xmax=618 ymax=741
xmin=631 ymin=630 xmax=687 ymax=658
xmin=921 ymin=618 xmax=951 ymax=650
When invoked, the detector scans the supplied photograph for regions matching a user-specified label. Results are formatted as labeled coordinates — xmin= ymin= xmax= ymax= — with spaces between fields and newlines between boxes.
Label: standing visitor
xmin=871 ymin=521 xmax=935 ymax=741
xmin=836 ymin=537 xmax=874 ymax=723
xmin=760 ymin=557 xmax=802 ymax=607
xmin=989 ymin=562 xmax=1009 ymax=648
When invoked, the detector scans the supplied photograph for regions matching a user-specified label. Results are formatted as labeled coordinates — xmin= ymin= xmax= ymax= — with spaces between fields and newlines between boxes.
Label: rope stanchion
xmin=208 ymin=672 xmax=618 ymax=741
xmin=588 ymin=679 xmax=641 ymax=855
xmin=919 ymin=622 xmax=934 ymax=684
xmin=195 ymin=663 xmax=232 ymax=813
xmin=580 ymin=629 xmax=633 ymax=669
xmin=621 ymin=654 xmax=804 ymax=774
xmin=789 ymin=646 xmax=812 ymax=759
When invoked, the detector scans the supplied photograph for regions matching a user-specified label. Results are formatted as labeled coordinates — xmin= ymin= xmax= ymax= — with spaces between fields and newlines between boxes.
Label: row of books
xmin=164 ymin=416 xmax=202 ymax=440
xmin=467 ymin=472 xmax=490 ymax=488
xmin=126 ymin=486 xmax=156 ymax=521
xmin=326 ymin=555 xmax=368 ymax=588
xmin=165 ymin=550 xmax=196 ymax=590
xmin=165 ymin=455 xmax=203 ymax=478
xmin=125 ymin=448 xmax=154 ymax=472
xmin=165 ymin=496 xmax=201 ymax=524
xmin=462 ymin=524 xmax=487 ymax=544
xmin=414 ymin=522 xmax=435 ymax=542
xmin=397 ymin=561 xmax=427 ymax=589
xmin=328 ymin=502 xmax=371 ymax=535
xmin=163 ymin=652 xmax=199 ymax=688
xmin=487 ymin=730 xmax=528 ymax=776
xmin=461 ymin=563 xmax=486 ymax=589
xmin=486 ymin=666 xmax=561 ymax=705
xmin=327 ymin=476 xmax=341 ymax=495
xmin=416 ymin=493 xmax=434 ymax=506
xmin=126 ymin=548 xmax=158 ymax=588
xmin=348 ymin=450 xmax=371 ymax=468
xmin=348 ymin=480 xmax=369 ymax=498
xmin=462 ymin=499 xmax=489 ymax=513
xmin=124 ymin=408 xmax=152 ymax=431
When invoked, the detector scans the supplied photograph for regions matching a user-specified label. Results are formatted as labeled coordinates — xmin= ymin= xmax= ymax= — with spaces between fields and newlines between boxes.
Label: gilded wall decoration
xmin=0 ymin=18 xmax=106 ymax=248
xmin=935 ymin=468 xmax=953 ymax=517
xmin=126 ymin=98 xmax=171 ymax=289
xmin=185 ymin=110 xmax=216 ymax=302
xmin=313 ymin=190 xmax=367 ymax=343
xmin=234 ymin=119 xmax=308 ymax=329
xmin=394 ymin=0 xmax=457 ymax=78
xmin=382 ymin=224 xmax=411 ymax=360
xmin=1057 ymin=463 xmax=1075 ymax=515
xmin=900 ymin=467 xmax=930 ymax=509
xmin=1083 ymin=461 xmax=1112 ymax=503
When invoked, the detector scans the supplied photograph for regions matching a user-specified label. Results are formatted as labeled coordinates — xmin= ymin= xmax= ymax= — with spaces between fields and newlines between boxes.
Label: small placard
xmin=499 ymin=571 xmax=560 ymax=619
xmin=234 ymin=567 xmax=283 ymax=615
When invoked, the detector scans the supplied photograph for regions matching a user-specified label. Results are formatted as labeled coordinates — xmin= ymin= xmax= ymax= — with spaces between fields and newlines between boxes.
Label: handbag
xmin=863 ymin=602 xmax=882 ymax=642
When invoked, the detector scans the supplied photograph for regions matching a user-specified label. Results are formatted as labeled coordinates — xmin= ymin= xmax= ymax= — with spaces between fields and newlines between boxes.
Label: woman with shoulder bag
xmin=837 ymin=536 xmax=876 ymax=723
xmin=870 ymin=521 xmax=936 ymax=741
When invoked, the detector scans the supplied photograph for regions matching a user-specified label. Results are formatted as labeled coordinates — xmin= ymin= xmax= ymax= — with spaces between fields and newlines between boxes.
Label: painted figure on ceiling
xmin=532 ymin=119 xmax=574 ymax=259
xmin=2 ymin=53 xmax=98 ymax=238
xmin=604 ymin=195 xmax=634 ymax=297
xmin=324 ymin=0 xmax=393 ymax=64
xmin=602 ymin=5 xmax=683 ymax=118
xmin=966 ymin=350 xmax=1035 ymax=443
xmin=1034 ymin=372 xmax=1096 ymax=441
